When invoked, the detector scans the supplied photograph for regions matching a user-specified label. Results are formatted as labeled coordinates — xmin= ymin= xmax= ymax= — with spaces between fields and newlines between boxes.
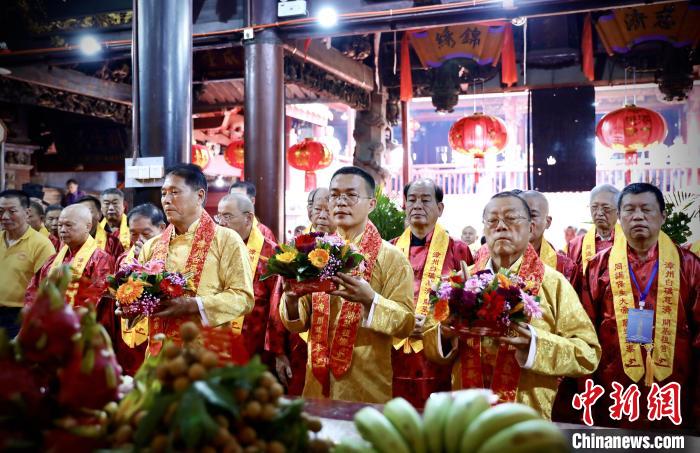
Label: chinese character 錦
xmin=460 ymin=27 xmax=482 ymax=47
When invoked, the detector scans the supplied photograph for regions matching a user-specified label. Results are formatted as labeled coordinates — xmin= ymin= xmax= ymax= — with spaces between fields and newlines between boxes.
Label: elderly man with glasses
xmin=279 ymin=166 xmax=415 ymax=403
xmin=216 ymin=193 xmax=280 ymax=365
xmin=424 ymin=191 xmax=600 ymax=420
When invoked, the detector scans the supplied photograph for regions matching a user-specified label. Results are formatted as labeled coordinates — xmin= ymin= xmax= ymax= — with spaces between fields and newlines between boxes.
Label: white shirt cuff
xmin=517 ymin=324 xmax=537 ymax=369
xmin=363 ymin=292 xmax=379 ymax=327
xmin=196 ymin=297 xmax=209 ymax=327
xmin=437 ymin=322 xmax=446 ymax=357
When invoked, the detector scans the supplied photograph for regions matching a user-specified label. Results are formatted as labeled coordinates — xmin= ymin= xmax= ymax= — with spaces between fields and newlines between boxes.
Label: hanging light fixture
xmin=224 ymin=139 xmax=245 ymax=169
xmin=448 ymin=111 xmax=508 ymax=184
xmin=287 ymin=138 xmax=333 ymax=191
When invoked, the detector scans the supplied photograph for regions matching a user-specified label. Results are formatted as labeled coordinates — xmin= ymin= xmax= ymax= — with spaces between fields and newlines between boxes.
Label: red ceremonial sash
xmin=310 ymin=221 xmax=382 ymax=397
xmin=460 ymin=244 xmax=544 ymax=402
xmin=148 ymin=211 xmax=216 ymax=355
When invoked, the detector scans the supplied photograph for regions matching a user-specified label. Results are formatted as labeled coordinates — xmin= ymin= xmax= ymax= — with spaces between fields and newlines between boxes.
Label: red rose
xmin=294 ymin=233 xmax=318 ymax=253
xmin=160 ymin=279 xmax=185 ymax=298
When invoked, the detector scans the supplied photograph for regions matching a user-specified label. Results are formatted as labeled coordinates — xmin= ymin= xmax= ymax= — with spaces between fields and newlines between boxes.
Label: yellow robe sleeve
xmin=365 ymin=242 xmax=415 ymax=339
xmin=529 ymin=268 xmax=601 ymax=377
xmin=139 ymin=226 xmax=255 ymax=327
xmin=279 ymin=294 xmax=312 ymax=334
xmin=422 ymin=324 xmax=458 ymax=366
xmin=199 ymin=229 xmax=254 ymax=326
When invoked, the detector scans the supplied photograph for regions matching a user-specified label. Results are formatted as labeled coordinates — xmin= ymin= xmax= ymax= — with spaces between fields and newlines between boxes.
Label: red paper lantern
xmin=596 ymin=105 xmax=667 ymax=183
xmin=448 ymin=113 xmax=508 ymax=183
xmin=287 ymin=138 xmax=333 ymax=191
xmin=224 ymin=139 xmax=245 ymax=169
xmin=191 ymin=144 xmax=210 ymax=170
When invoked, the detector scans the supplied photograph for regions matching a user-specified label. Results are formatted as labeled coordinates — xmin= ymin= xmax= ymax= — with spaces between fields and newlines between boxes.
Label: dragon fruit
xmin=17 ymin=267 xmax=81 ymax=365
xmin=58 ymin=309 xmax=122 ymax=411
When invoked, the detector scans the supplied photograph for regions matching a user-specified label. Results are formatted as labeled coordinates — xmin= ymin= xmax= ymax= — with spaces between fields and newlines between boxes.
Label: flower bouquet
xmin=107 ymin=259 xmax=192 ymax=327
xmin=429 ymin=267 xmax=542 ymax=336
xmin=260 ymin=232 xmax=365 ymax=295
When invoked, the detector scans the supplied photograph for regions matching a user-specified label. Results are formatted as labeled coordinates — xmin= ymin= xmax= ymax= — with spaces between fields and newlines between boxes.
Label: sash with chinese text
xmin=148 ymin=211 xmax=216 ymax=355
xmin=230 ymin=221 xmax=265 ymax=335
xmin=581 ymin=223 xmax=622 ymax=274
xmin=609 ymin=231 xmax=679 ymax=384
xmin=310 ymin=221 xmax=382 ymax=397
xmin=393 ymin=224 xmax=449 ymax=353
xmin=49 ymin=235 xmax=98 ymax=306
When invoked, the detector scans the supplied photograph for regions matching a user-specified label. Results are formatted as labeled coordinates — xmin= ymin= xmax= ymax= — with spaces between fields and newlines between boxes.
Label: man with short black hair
xmin=229 ymin=180 xmax=277 ymax=242
xmin=0 ymin=190 xmax=55 ymax=336
xmin=61 ymin=178 xmax=85 ymax=207
xmin=100 ymin=188 xmax=130 ymax=249
xmin=78 ymin=195 xmax=124 ymax=260
xmin=390 ymin=179 xmax=473 ymax=407
xmin=113 ymin=202 xmax=166 ymax=375
xmin=27 ymin=201 xmax=48 ymax=235
xmin=44 ymin=204 xmax=62 ymax=250
xmin=424 ymin=191 xmax=600 ymax=419
xmin=280 ymin=166 xmax=415 ymax=403
xmin=138 ymin=164 xmax=254 ymax=356
xmin=584 ymin=182 xmax=700 ymax=430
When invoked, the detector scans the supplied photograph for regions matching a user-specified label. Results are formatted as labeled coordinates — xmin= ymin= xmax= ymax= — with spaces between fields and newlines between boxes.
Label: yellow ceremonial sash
xmin=231 ymin=223 xmax=265 ymax=335
xmin=117 ymin=215 xmax=130 ymax=249
xmin=610 ymin=231 xmax=680 ymax=385
xmin=539 ymin=239 xmax=558 ymax=269
xmin=393 ymin=224 xmax=450 ymax=353
xmin=49 ymin=235 xmax=98 ymax=305
xmin=39 ymin=225 xmax=50 ymax=237
xmin=120 ymin=247 xmax=149 ymax=347
xmin=95 ymin=219 xmax=108 ymax=250
xmin=690 ymin=240 xmax=700 ymax=258
xmin=581 ymin=223 xmax=622 ymax=274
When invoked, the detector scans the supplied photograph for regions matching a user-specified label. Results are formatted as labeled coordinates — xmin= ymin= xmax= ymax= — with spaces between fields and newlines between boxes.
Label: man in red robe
xmin=266 ymin=188 xmax=334 ymax=395
xmin=229 ymin=180 xmax=277 ymax=243
xmin=216 ymin=193 xmax=279 ymax=365
xmin=584 ymin=183 xmax=700 ymax=430
xmin=113 ymin=203 xmax=166 ymax=375
xmin=390 ymin=179 xmax=473 ymax=408
xmin=567 ymin=184 xmax=620 ymax=291
xmin=521 ymin=191 xmax=576 ymax=282
xmin=26 ymin=204 xmax=114 ymax=310
xmin=78 ymin=195 xmax=125 ymax=262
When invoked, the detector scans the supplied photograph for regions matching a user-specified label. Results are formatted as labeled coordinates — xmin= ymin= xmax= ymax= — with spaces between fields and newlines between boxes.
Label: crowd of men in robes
xmin=1 ymin=163 xmax=699 ymax=431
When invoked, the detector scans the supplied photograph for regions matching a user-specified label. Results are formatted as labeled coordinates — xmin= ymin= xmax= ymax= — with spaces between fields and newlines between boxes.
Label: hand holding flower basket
xmin=260 ymin=232 xmax=365 ymax=296
xmin=429 ymin=265 xmax=543 ymax=337
xmin=107 ymin=259 xmax=192 ymax=327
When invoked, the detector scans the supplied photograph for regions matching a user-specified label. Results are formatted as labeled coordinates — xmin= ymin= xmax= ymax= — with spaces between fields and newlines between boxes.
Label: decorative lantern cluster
xmin=287 ymin=138 xmax=333 ymax=191
xmin=595 ymin=105 xmax=667 ymax=184
xmin=448 ymin=112 xmax=508 ymax=183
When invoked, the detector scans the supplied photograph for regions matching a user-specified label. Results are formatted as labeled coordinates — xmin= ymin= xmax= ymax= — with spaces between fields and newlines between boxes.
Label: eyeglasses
xmin=590 ymin=205 xmax=615 ymax=214
xmin=215 ymin=212 xmax=249 ymax=224
xmin=328 ymin=193 xmax=372 ymax=206
xmin=483 ymin=215 xmax=528 ymax=229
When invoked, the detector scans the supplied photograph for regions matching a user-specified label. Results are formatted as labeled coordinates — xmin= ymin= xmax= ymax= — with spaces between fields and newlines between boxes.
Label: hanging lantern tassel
xmin=304 ymin=171 xmax=317 ymax=191
xmin=624 ymin=151 xmax=638 ymax=185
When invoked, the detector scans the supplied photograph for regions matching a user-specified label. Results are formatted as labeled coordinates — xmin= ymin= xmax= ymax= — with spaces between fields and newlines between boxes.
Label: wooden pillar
xmin=353 ymin=91 xmax=390 ymax=186
xmin=132 ymin=0 xmax=192 ymax=206
xmin=244 ymin=0 xmax=285 ymax=240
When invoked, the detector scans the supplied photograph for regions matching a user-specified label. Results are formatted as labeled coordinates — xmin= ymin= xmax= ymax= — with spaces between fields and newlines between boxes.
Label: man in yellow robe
xmin=138 ymin=164 xmax=254 ymax=356
xmin=424 ymin=191 xmax=600 ymax=419
xmin=280 ymin=166 xmax=415 ymax=403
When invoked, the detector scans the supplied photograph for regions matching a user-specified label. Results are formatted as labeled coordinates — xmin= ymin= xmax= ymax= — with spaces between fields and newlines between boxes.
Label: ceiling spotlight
xmin=78 ymin=35 xmax=102 ymax=56
xmin=317 ymin=6 xmax=338 ymax=28
xmin=511 ymin=16 xmax=527 ymax=26
xmin=503 ymin=0 xmax=516 ymax=9
xmin=0 ymin=67 xmax=11 ymax=76
xmin=215 ymin=175 xmax=226 ymax=188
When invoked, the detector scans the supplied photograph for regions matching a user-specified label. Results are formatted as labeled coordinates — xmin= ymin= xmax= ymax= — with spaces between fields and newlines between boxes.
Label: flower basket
xmin=453 ymin=319 xmax=507 ymax=337
xmin=288 ymin=278 xmax=337 ymax=296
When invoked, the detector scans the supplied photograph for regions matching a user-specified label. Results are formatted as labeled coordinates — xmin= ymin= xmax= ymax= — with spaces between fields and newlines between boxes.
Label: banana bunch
xmin=334 ymin=391 xmax=569 ymax=453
